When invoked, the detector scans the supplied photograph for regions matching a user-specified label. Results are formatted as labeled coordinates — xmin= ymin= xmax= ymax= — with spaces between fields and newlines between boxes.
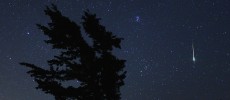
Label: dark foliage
xmin=20 ymin=4 xmax=126 ymax=100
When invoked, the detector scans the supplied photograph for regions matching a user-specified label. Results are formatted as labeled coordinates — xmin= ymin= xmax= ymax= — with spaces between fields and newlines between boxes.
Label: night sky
xmin=1 ymin=0 xmax=230 ymax=100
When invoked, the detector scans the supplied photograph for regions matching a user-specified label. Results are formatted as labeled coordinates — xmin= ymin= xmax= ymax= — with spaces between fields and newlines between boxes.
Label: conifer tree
xmin=20 ymin=4 xmax=126 ymax=100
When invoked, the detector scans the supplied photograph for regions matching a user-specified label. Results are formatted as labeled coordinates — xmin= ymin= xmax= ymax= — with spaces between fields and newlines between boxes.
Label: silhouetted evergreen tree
xmin=20 ymin=4 xmax=126 ymax=100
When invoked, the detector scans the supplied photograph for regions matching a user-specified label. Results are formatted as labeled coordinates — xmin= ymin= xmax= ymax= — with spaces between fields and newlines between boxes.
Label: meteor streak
xmin=192 ymin=43 xmax=196 ymax=63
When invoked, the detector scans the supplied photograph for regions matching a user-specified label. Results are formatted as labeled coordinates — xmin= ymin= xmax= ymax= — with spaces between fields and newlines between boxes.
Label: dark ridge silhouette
xmin=20 ymin=4 xmax=126 ymax=100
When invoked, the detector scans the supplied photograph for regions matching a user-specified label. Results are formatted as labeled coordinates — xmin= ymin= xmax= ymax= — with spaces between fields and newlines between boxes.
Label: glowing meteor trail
xmin=192 ymin=43 xmax=196 ymax=62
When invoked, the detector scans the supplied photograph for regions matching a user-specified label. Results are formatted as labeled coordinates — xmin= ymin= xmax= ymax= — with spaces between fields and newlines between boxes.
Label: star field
xmin=0 ymin=0 xmax=230 ymax=100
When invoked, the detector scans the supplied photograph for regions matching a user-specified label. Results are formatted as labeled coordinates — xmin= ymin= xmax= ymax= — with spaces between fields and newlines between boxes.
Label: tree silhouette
xmin=20 ymin=4 xmax=126 ymax=100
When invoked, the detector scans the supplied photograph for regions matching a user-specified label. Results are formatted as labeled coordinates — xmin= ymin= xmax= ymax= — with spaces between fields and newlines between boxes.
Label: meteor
xmin=192 ymin=43 xmax=196 ymax=63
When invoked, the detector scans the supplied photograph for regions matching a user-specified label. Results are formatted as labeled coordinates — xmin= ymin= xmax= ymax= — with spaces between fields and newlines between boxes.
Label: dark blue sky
xmin=0 ymin=0 xmax=230 ymax=100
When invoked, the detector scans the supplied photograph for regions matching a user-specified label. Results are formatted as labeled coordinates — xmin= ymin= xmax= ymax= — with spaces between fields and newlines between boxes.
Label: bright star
xmin=27 ymin=32 xmax=30 ymax=35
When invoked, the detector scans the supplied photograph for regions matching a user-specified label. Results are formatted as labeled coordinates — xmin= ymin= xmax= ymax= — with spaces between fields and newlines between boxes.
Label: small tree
xmin=20 ymin=4 xmax=126 ymax=100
